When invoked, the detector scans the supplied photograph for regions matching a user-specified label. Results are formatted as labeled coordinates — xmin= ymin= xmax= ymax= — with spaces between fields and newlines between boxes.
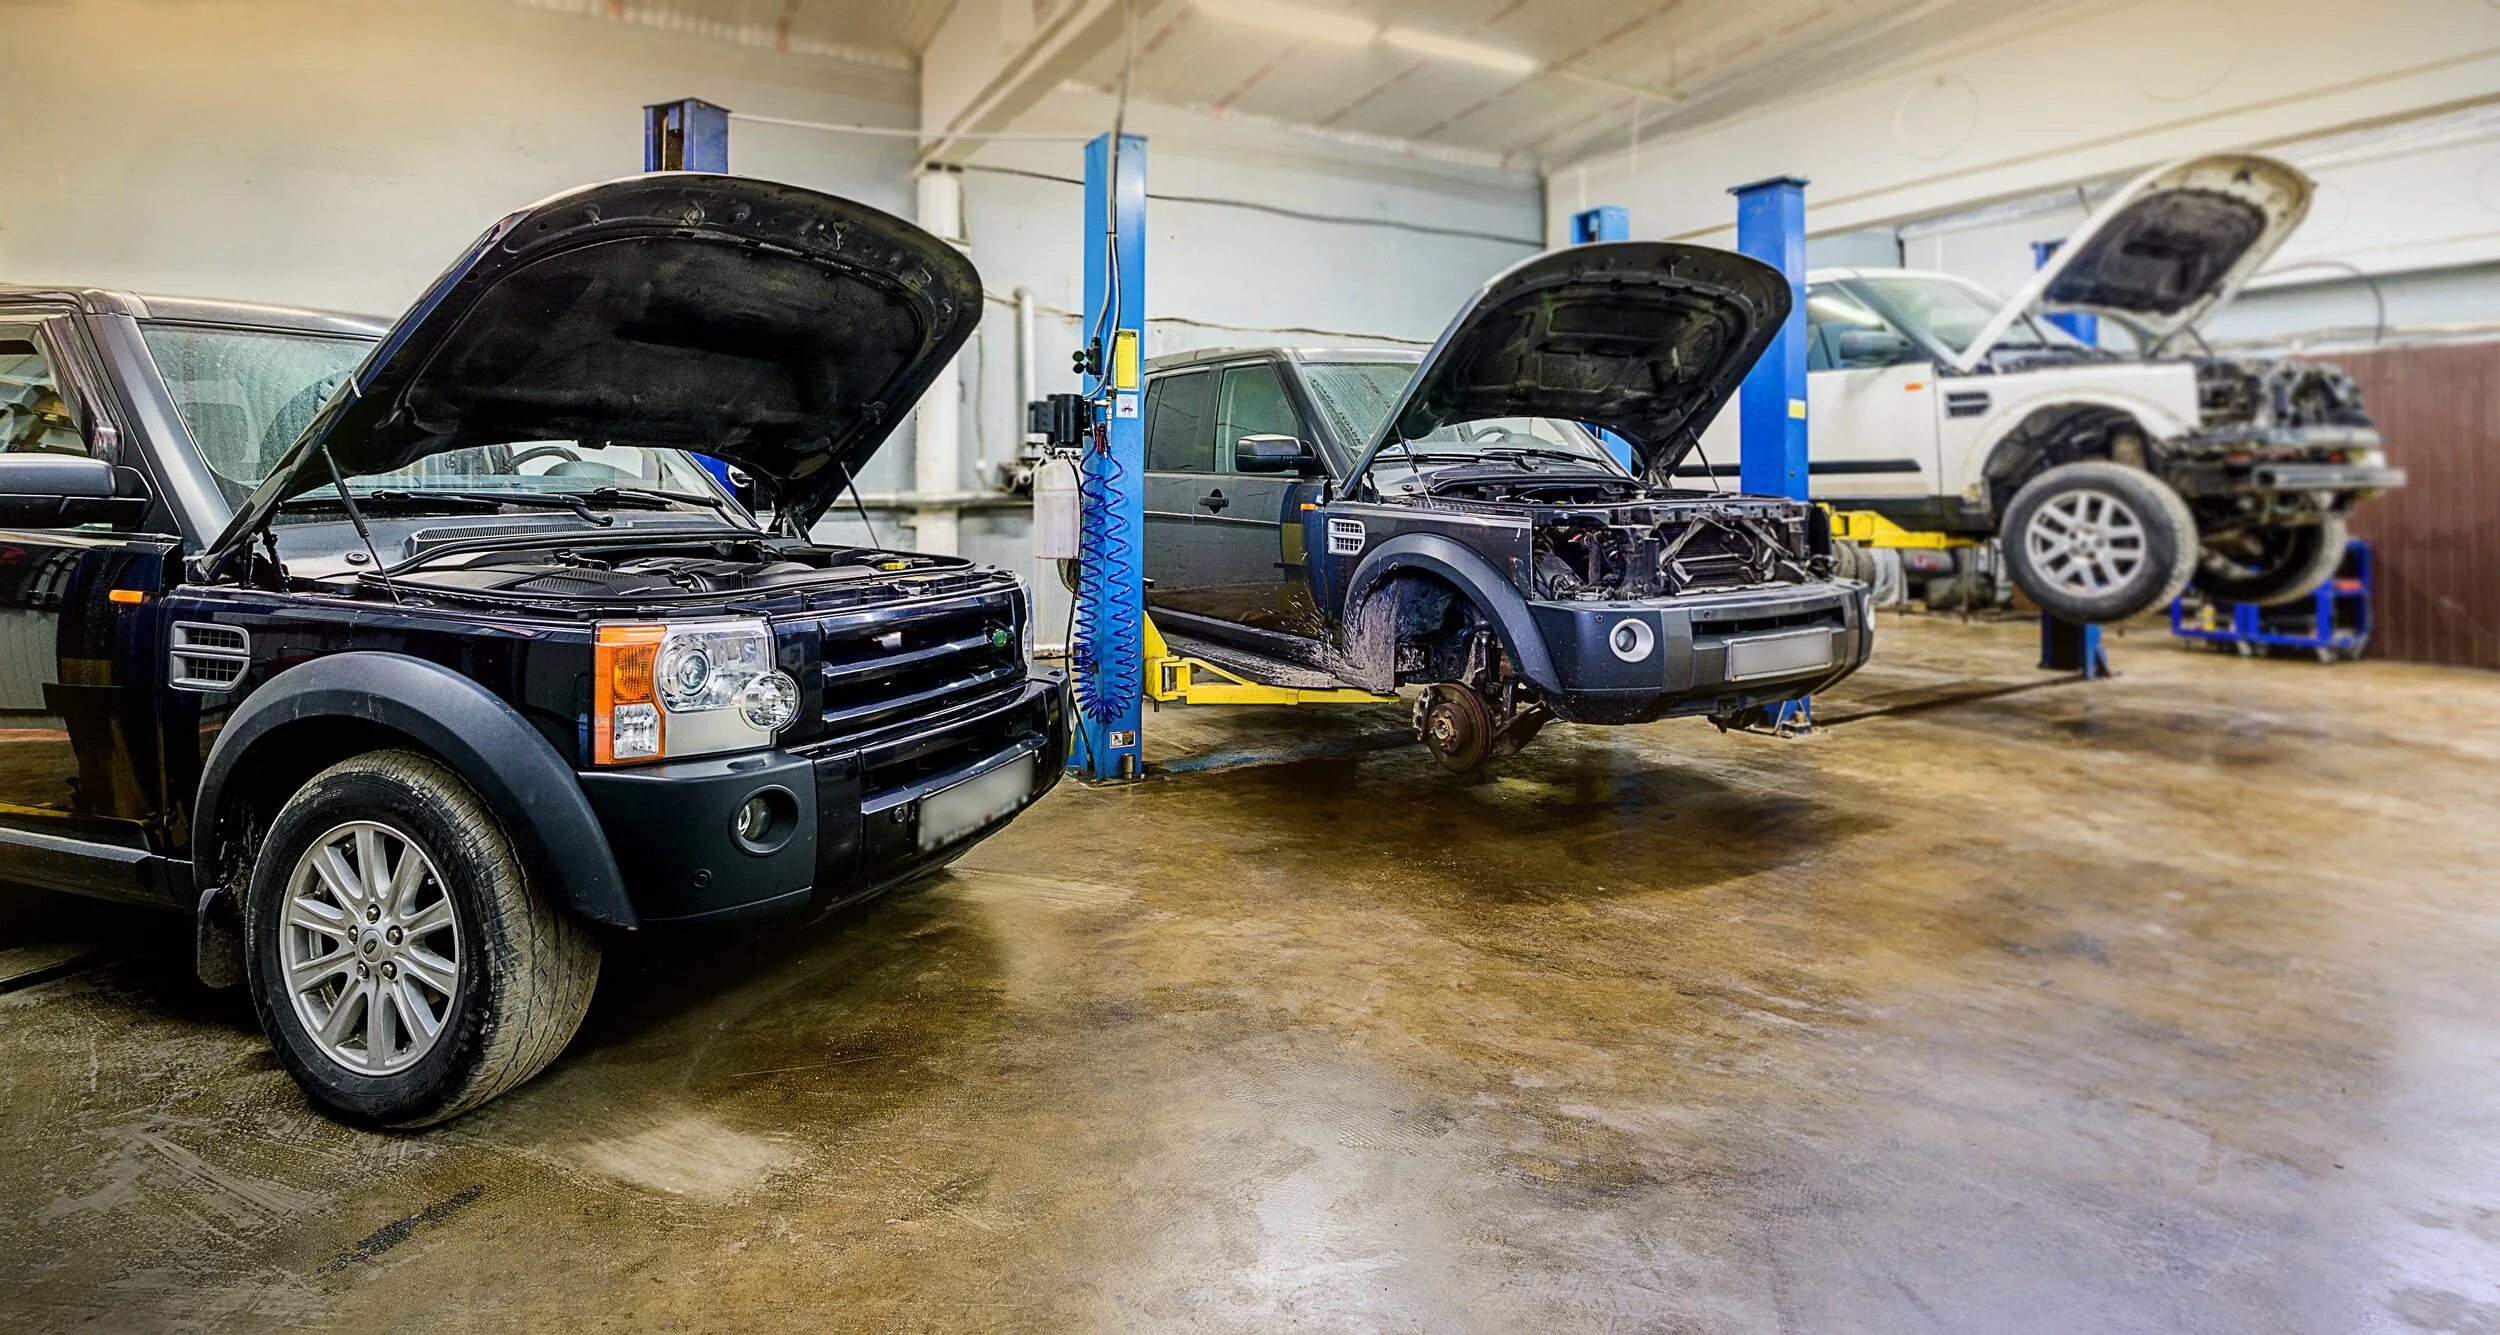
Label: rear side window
xmin=1145 ymin=369 xmax=1215 ymax=472
xmin=0 ymin=338 xmax=87 ymax=457
xmin=1215 ymin=363 xmax=1301 ymax=472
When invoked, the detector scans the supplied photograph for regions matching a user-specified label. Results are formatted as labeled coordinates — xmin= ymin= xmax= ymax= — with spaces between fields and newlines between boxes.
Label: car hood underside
xmin=1350 ymin=241 xmax=1790 ymax=482
xmin=215 ymin=174 xmax=981 ymax=555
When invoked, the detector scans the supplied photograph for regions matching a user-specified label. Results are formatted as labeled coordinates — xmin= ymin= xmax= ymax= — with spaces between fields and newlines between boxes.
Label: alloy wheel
xmin=2023 ymin=489 xmax=2148 ymax=598
xmin=280 ymin=820 xmax=462 ymax=1076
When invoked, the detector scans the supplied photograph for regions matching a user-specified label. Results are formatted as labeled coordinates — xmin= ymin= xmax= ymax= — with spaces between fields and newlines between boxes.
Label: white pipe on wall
xmin=1014 ymin=285 xmax=1036 ymax=428
xmin=912 ymin=169 xmax=967 ymax=555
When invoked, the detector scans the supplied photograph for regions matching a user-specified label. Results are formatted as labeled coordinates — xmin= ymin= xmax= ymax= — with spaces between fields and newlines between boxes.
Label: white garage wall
xmin=0 ymin=0 xmax=920 ymax=312
xmin=1867 ymin=102 xmax=2500 ymax=352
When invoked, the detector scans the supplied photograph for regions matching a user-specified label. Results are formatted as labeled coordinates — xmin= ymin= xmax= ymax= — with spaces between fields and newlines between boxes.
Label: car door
xmin=1804 ymin=282 xmax=1943 ymax=514
xmin=1187 ymin=359 xmax=1326 ymax=638
xmin=0 ymin=317 xmax=180 ymax=899
xmin=1141 ymin=366 xmax=1216 ymax=607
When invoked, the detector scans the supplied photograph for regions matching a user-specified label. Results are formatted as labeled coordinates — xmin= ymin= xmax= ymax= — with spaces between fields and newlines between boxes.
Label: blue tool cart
xmin=2172 ymin=540 xmax=2373 ymax=663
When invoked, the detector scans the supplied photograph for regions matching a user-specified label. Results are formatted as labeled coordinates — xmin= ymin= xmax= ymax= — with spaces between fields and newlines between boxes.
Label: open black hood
xmin=1349 ymin=241 xmax=1790 ymax=484
xmin=215 ymin=174 xmax=980 ymax=550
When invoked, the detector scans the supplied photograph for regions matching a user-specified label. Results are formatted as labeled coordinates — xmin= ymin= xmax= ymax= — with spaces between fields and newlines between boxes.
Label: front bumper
xmin=1524 ymin=581 xmax=1874 ymax=724
xmin=577 ymin=675 xmax=1066 ymax=925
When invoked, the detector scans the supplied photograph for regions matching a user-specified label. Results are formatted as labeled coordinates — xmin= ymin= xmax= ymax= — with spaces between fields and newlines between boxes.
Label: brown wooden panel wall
xmin=2318 ymin=342 xmax=2500 ymax=672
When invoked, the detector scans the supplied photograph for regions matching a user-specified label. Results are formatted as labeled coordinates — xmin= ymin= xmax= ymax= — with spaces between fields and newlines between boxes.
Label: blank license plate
xmin=1725 ymin=631 xmax=1833 ymax=681
xmin=918 ymin=752 xmax=1038 ymax=851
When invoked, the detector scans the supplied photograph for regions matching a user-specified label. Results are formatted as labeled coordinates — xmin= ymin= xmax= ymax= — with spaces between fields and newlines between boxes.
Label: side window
xmin=1214 ymin=363 xmax=1303 ymax=472
xmin=1145 ymin=369 xmax=1215 ymax=473
xmin=1804 ymin=285 xmax=1916 ymax=372
xmin=0 ymin=336 xmax=89 ymax=458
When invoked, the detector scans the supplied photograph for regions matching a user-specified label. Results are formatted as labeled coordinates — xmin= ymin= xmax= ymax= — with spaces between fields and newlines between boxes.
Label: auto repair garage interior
xmin=3 ymin=0 xmax=2499 ymax=1329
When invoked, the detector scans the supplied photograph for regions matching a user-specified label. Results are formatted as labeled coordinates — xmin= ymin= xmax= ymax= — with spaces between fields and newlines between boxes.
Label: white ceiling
xmin=529 ymin=0 xmax=2048 ymax=174
xmin=1066 ymin=0 xmax=2026 ymax=171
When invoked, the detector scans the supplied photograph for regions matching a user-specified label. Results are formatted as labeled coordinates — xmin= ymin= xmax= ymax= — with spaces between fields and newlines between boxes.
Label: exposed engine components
xmin=1522 ymin=496 xmax=1826 ymax=601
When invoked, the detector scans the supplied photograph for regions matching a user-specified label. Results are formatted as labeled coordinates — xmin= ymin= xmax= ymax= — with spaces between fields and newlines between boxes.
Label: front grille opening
xmin=1663 ymin=526 xmax=1769 ymax=594
xmin=1698 ymin=609 xmax=1836 ymax=638
xmin=863 ymin=731 xmax=1015 ymax=797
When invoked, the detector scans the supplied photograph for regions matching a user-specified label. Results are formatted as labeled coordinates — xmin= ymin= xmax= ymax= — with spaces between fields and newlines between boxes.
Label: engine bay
xmin=1500 ymin=495 xmax=1826 ymax=600
xmin=2193 ymin=356 xmax=2375 ymax=434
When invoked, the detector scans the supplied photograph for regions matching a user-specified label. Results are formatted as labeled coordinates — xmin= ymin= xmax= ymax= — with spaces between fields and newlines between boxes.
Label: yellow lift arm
xmin=1142 ymin=615 xmax=1398 ymax=707
xmin=1826 ymin=507 xmax=1984 ymax=550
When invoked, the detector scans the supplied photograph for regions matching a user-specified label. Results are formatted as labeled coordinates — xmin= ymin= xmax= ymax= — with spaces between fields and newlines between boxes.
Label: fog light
xmin=1608 ymin=617 xmax=1657 ymax=663
xmin=734 ymin=795 xmax=774 ymax=843
xmin=739 ymin=671 xmax=800 ymax=732
xmin=729 ymin=785 xmax=798 ymax=854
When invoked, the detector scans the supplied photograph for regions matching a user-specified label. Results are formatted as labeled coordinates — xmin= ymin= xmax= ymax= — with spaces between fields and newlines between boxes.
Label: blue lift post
xmin=2029 ymin=239 xmax=2099 ymax=346
xmin=644 ymin=99 xmax=741 ymax=494
xmin=1729 ymin=177 xmax=1813 ymax=733
xmin=1566 ymin=206 xmax=1638 ymax=473
xmin=2029 ymin=237 xmax=2111 ymax=679
xmin=1070 ymin=132 xmax=1148 ymax=782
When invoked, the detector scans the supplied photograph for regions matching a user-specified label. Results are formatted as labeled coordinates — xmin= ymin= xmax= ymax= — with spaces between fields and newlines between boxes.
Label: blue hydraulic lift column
xmin=2029 ymin=238 xmax=2111 ymax=679
xmin=1566 ymin=206 xmax=1639 ymax=473
xmin=1729 ymin=177 xmax=1813 ymax=732
xmin=2030 ymin=239 xmax=2099 ymax=346
xmin=643 ymin=98 xmax=740 ymax=494
xmin=1071 ymin=132 xmax=1148 ymax=781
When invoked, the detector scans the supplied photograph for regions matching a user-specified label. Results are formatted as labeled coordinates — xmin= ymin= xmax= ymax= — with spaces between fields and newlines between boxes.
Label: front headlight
xmin=594 ymin=618 xmax=799 ymax=765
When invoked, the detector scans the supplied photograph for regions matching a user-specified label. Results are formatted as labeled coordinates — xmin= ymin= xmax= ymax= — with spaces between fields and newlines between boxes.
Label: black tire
xmin=243 ymin=750 xmax=600 ymax=1128
xmin=2192 ymin=516 xmax=2348 ymax=607
xmin=2001 ymin=462 xmax=2197 ymax=624
xmin=1830 ymin=539 xmax=1872 ymax=585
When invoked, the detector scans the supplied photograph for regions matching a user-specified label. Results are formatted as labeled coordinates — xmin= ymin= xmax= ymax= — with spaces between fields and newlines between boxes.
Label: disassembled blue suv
xmin=0 ymin=176 xmax=1064 ymax=1125
xmin=1140 ymin=242 xmax=1873 ymax=771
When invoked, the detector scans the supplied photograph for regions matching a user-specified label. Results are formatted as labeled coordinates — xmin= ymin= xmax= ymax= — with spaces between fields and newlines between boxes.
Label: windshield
xmin=1299 ymin=361 xmax=1616 ymax=469
xmin=141 ymin=323 xmax=723 ymax=505
xmin=1850 ymin=274 xmax=2087 ymax=355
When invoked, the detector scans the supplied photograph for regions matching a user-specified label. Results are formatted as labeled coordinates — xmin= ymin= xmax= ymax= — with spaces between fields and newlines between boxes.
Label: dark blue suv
xmin=0 ymin=176 xmax=1063 ymax=1126
xmin=1140 ymin=243 xmax=1873 ymax=771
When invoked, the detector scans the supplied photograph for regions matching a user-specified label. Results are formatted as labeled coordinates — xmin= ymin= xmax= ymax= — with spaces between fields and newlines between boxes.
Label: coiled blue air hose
xmin=1070 ymin=420 xmax=1141 ymax=726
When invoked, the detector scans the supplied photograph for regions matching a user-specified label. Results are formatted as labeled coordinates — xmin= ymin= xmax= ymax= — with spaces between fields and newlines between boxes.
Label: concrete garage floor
xmin=3 ymin=614 xmax=2497 ymax=1333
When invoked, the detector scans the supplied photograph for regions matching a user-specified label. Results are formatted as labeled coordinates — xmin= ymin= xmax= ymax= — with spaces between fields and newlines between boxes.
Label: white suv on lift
xmin=1691 ymin=153 xmax=2404 ymax=624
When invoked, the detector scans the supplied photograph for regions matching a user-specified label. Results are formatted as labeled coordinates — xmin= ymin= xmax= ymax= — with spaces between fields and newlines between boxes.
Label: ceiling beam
xmin=919 ymin=0 xmax=1150 ymax=166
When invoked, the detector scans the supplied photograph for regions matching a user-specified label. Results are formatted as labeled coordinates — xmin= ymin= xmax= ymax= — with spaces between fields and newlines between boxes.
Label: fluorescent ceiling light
xmin=1380 ymin=26 xmax=1537 ymax=74
xmin=1189 ymin=0 xmax=1378 ymax=45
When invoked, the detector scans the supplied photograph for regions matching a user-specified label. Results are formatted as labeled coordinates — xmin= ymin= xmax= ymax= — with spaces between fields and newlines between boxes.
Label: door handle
xmin=1198 ymin=489 xmax=1229 ymax=514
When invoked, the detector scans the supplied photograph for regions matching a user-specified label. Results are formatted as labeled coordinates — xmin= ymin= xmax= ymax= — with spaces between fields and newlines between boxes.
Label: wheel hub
xmin=280 ymin=820 xmax=462 ymax=1077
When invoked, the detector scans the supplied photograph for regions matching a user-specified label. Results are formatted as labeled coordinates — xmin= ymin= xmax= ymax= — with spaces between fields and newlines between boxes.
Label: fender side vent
xmin=171 ymin=621 xmax=250 ymax=692
xmin=1945 ymin=390 xmax=1991 ymax=419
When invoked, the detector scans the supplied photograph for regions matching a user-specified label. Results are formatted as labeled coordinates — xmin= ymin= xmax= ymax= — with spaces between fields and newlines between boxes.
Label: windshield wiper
xmin=1475 ymin=446 xmax=1615 ymax=470
xmin=577 ymin=485 xmax=734 ymax=514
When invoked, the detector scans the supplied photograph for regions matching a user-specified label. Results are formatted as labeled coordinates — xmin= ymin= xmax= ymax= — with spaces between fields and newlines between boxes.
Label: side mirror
xmin=0 ymin=455 xmax=138 ymax=528
xmin=1835 ymin=328 xmax=1915 ymax=366
xmin=1234 ymin=434 xmax=1315 ymax=474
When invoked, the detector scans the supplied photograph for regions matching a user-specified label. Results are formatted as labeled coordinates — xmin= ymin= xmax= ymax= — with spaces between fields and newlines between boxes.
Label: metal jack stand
xmin=2039 ymin=615 xmax=2111 ymax=679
